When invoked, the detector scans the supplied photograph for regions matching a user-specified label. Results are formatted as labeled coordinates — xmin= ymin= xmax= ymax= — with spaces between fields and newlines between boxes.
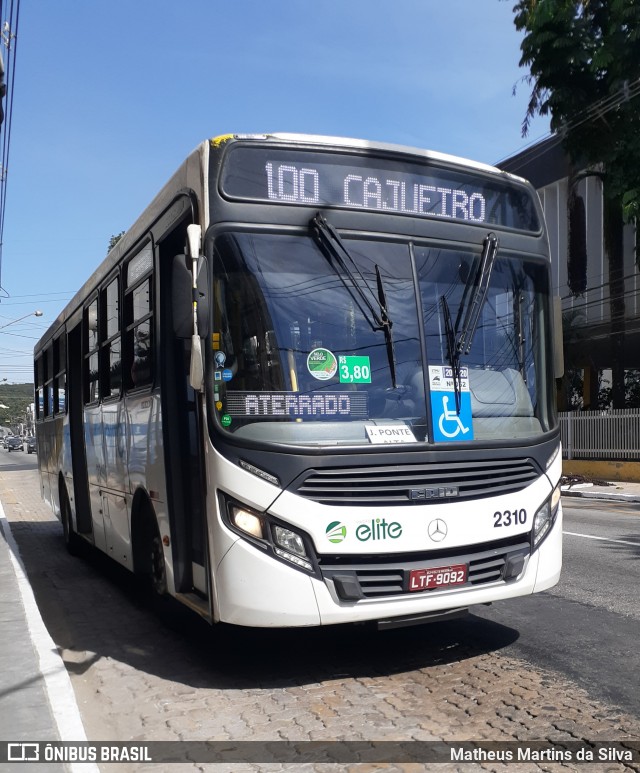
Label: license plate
xmin=408 ymin=563 xmax=467 ymax=592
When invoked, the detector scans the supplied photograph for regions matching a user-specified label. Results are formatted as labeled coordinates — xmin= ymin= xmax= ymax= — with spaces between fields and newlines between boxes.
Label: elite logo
xmin=325 ymin=518 xmax=403 ymax=543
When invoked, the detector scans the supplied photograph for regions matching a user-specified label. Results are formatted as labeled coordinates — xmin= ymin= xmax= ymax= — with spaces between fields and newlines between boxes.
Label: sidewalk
xmin=0 ymin=501 xmax=94 ymax=772
xmin=561 ymin=477 xmax=640 ymax=503
xmin=0 ymin=509 xmax=62 ymax=742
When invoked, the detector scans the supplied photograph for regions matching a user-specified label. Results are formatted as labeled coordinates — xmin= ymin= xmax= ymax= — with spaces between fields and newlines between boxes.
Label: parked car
xmin=26 ymin=436 xmax=36 ymax=454
xmin=6 ymin=435 xmax=23 ymax=452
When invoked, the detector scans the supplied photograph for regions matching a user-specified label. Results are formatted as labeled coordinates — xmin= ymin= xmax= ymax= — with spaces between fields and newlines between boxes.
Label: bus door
xmin=101 ymin=400 xmax=131 ymax=565
xmin=100 ymin=275 xmax=132 ymax=566
xmin=158 ymin=228 xmax=209 ymax=598
xmin=67 ymin=321 xmax=93 ymax=538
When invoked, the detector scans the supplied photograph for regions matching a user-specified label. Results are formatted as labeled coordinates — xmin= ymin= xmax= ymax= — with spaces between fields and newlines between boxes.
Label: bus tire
xmin=135 ymin=504 xmax=167 ymax=598
xmin=60 ymin=487 xmax=82 ymax=557
xmin=149 ymin=526 xmax=168 ymax=597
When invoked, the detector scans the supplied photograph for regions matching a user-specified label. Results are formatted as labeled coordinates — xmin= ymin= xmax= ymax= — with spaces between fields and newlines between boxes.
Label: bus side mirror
xmin=172 ymin=254 xmax=209 ymax=339
xmin=172 ymin=254 xmax=192 ymax=339
xmin=195 ymin=256 xmax=209 ymax=335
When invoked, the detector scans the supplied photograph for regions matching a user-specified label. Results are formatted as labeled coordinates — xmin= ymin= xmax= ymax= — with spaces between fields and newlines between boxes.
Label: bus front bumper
xmin=214 ymin=510 xmax=562 ymax=628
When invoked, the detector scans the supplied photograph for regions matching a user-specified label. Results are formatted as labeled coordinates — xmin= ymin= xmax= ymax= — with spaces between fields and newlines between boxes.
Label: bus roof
xmin=224 ymin=133 xmax=530 ymax=184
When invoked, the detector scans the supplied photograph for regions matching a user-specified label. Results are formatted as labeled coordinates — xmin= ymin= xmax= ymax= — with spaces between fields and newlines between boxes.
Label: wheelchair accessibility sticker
xmin=429 ymin=365 xmax=474 ymax=442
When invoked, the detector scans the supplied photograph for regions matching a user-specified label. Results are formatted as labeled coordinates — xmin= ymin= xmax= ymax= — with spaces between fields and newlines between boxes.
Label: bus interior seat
xmin=469 ymin=368 xmax=533 ymax=417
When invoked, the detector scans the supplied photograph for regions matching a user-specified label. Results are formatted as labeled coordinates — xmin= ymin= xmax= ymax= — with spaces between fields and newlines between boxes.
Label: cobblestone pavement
xmin=1 ymin=467 xmax=639 ymax=773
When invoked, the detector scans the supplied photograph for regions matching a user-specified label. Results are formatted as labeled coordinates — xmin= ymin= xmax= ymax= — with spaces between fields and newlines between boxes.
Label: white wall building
xmin=500 ymin=136 xmax=640 ymax=409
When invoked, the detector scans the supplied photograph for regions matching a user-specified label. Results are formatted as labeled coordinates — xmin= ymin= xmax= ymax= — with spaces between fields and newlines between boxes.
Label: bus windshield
xmin=212 ymin=229 xmax=554 ymax=446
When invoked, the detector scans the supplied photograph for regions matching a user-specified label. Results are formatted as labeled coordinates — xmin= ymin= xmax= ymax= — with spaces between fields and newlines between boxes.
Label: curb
xmin=561 ymin=489 xmax=640 ymax=503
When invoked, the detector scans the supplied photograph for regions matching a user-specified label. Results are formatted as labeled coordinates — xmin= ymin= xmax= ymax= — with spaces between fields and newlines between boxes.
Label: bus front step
xmin=175 ymin=592 xmax=212 ymax=622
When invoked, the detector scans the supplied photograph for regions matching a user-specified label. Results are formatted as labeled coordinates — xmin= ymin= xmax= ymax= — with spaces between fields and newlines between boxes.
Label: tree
xmin=513 ymin=0 xmax=640 ymax=407
xmin=107 ymin=231 xmax=125 ymax=255
xmin=0 ymin=383 xmax=36 ymax=427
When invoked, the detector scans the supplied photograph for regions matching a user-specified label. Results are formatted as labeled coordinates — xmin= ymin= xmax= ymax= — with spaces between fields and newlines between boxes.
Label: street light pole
xmin=0 ymin=310 xmax=43 ymax=330
xmin=0 ymin=309 xmax=44 ymax=384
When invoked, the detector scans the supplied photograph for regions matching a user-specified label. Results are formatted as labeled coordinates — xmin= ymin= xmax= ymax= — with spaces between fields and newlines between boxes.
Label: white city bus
xmin=34 ymin=133 xmax=562 ymax=628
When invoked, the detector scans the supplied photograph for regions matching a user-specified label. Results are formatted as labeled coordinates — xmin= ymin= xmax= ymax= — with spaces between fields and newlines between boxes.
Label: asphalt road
xmin=0 ymin=443 xmax=38 ymax=471
xmin=476 ymin=496 xmax=640 ymax=717
xmin=3 ymin=453 xmax=639 ymax=759
xmin=5 ymin=449 xmax=639 ymax=706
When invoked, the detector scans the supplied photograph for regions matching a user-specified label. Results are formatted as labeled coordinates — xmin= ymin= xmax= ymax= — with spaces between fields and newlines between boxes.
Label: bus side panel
xmin=126 ymin=391 xmax=176 ymax=594
xmin=101 ymin=399 xmax=132 ymax=566
xmin=84 ymin=404 xmax=107 ymax=553
xmin=37 ymin=420 xmax=55 ymax=514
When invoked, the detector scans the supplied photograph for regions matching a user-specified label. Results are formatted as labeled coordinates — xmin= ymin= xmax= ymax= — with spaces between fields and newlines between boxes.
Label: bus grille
xmin=292 ymin=458 xmax=539 ymax=506
xmin=320 ymin=538 xmax=531 ymax=600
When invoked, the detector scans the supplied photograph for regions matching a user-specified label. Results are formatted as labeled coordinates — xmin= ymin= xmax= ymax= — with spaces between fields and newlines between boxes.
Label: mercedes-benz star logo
xmin=428 ymin=518 xmax=448 ymax=542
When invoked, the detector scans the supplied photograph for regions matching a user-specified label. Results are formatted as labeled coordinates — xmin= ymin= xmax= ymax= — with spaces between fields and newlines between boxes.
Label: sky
xmin=0 ymin=0 xmax=551 ymax=383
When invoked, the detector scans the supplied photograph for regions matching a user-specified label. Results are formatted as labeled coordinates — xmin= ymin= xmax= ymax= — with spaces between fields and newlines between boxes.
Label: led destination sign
xmin=226 ymin=391 xmax=369 ymax=419
xmin=221 ymin=146 xmax=539 ymax=231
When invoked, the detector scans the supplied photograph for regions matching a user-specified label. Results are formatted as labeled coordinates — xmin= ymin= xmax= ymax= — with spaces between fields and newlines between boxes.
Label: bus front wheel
xmin=149 ymin=529 xmax=168 ymax=597
xmin=135 ymin=506 xmax=167 ymax=598
xmin=60 ymin=490 xmax=82 ymax=556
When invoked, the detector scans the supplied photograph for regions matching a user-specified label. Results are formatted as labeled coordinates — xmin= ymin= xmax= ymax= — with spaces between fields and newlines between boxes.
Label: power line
xmin=1 ymin=290 xmax=77 ymax=298
xmin=0 ymin=0 xmax=20 ymax=294
xmin=496 ymin=77 xmax=640 ymax=170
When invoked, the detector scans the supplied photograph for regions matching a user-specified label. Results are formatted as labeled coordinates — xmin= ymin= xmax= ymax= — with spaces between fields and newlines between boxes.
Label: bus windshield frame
xmin=209 ymin=222 xmax=556 ymax=449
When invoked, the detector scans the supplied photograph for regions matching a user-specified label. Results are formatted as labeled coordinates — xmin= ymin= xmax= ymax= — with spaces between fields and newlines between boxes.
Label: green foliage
xmin=0 ymin=383 xmax=35 ymax=427
xmin=513 ymin=0 xmax=640 ymax=215
xmin=107 ymin=231 xmax=125 ymax=255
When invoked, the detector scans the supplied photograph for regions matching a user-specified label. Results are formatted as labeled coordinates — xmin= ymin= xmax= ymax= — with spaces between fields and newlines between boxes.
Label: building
xmin=499 ymin=136 xmax=640 ymax=410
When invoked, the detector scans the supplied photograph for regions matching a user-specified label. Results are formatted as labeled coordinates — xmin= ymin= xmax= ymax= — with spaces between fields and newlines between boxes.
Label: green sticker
xmin=339 ymin=355 xmax=372 ymax=383
xmin=221 ymin=414 xmax=232 ymax=427
xmin=307 ymin=348 xmax=338 ymax=381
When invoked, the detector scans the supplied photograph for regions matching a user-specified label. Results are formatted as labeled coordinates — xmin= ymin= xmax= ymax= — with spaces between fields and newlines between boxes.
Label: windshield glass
xmin=415 ymin=245 xmax=553 ymax=441
xmin=211 ymin=232 xmax=554 ymax=446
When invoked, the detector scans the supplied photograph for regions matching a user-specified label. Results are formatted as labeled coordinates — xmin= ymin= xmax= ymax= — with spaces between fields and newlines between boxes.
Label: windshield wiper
xmin=375 ymin=264 xmax=397 ymax=389
xmin=441 ymin=294 xmax=462 ymax=414
xmin=439 ymin=232 xmax=499 ymax=415
xmin=456 ymin=232 xmax=499 ymax=355
xmin=310 ymin=213 xmax=397 ymax=387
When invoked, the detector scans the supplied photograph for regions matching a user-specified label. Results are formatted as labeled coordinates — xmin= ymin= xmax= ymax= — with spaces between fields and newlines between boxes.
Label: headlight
xmin=532 ymin=484 xmax=561 ymax=549
xmin=223 ymin=495 xmax=315 ymax=573
xmin=273 ymin=525 xmax=313 ymax=571
xmin=229 ymin=504 xmax=265 ymax=539
xmin=273 ymin=525 xmax=307 ymax=557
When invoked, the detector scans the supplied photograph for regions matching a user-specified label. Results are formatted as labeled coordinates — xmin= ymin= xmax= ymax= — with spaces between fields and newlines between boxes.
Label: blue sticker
xmin=214 ymin=371 xmax=222 ymax=381
xmin=222 ymin=368 xmax=233 ymax=382
xmin=431 ymin=391 xmax=474 ymax=442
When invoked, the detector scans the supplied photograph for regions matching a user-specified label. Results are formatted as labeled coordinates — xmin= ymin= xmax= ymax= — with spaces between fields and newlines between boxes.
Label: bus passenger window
xmin=87 ymin=352 xmax=99 ymax=403
xmin=101 ymin=277 xmax=121 ymax=399
xmin=35 ymin=356 xmax=44 ymax=420
xmin=126 ymin=276 xmax=153 ymax=389
xmin=84 ymin=299 xmax=100 ymax=404
xmin=131 ymin=320 xmax=152 ymax=386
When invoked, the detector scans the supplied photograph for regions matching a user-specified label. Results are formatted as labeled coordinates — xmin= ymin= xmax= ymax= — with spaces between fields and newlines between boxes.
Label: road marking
xmin=564 ymin=530 xmax=640 ymax=547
